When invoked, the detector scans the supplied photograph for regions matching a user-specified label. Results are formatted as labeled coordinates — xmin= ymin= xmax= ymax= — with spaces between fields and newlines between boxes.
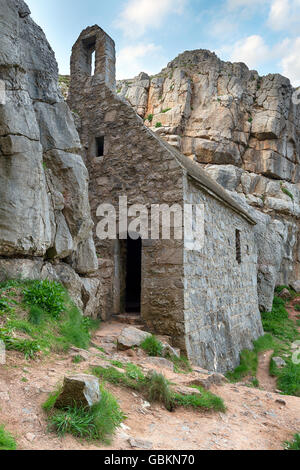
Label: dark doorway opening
xmin=96 ymin=136 xmax=104 ymax=157
xmin=125 ymin=237 xmax=142 ymax=313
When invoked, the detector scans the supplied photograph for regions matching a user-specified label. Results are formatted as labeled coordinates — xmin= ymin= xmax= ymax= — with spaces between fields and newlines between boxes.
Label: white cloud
xmin=115 ymin=0 xmax=187 ymax=38
xmin=280 ymin=37 xmax=300 ymax=86
xmin=116 ymin=43 xmax=163 ymax=79
xmin=268 ymin=0 xmax=300 ymax=30
xmin=230 ymin=35 xmax=271 ymax=68
xmin=227 ymin=0 xmax=269 ymax=9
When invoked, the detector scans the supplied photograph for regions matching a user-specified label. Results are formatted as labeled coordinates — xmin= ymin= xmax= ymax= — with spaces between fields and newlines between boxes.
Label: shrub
xmin=146 ymin=114 xmax=153 ymax=122
xmin=23 ymin=280 xmax=65 ymax=319
xmin=140 ymin=335 xmax=163 ymax=357
xmin=155 ymin=122 xmax=162 ymax=128
xmin=0 ymin=425 xmax=17 ymax=450
xmin=46 ymin=387 xmax=124 ymax=444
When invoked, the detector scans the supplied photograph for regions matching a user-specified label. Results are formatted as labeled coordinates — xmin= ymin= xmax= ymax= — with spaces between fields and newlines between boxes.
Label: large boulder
xmin=54 ymin=374 xmax=100 ymax=409
xmin=117 ymin=326 xmax=151 ymax=350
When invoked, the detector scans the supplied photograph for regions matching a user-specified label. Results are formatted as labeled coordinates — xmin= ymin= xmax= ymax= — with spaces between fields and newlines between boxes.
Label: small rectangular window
xmin=236 ymin=229 xmax=241 ymax=264
xmin=96 ymin=136 xmax=104 ymax=157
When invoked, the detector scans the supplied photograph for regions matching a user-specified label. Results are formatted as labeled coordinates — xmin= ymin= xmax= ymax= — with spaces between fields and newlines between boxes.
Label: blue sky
xmin=26 ymin=0 xmax=300 ymax=86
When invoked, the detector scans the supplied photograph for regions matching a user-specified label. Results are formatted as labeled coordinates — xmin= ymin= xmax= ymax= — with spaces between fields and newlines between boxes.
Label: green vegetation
xmin=162 ymin=108 xmax=171 ymax=113
xmin=58 ymin=75 xmax=70 ymax=86
xmin=146 ymin=114 xmax=153 ymax=122
xmin=227 ymin=292 xmax=300 ymax=397
xmin=0 ymin=425 xmax=17 ymax=450
xmin=280 ymin=183 xmax=294 ymax=201
xmin=226 ymin=334 xmax=276 ymax=383
xmin=146 ymin=372 xmax=174 ymax=411
xmin=167 ymin=354 xmax=193 ymax=374
xmin=140 ymin=334 xmax=192 ymax=373
xmin=284 ymin=433 xmax=300 ymax=450
xmin=155 ymin=122 xmax=162 ymax=128
xmin=248 ymin=117 xmax=253 ymax=123
xmin=92 ymin=365 xmax=225 ymax=413
xmin=0 ymin=279 xmax=98 ymax=359
xmin=173 ymin=387 xmax=226 ymax=412
xmin=92 ymin=365 xmax=144 ymax=391
xmin=45 ymin=386 xmax=124 ymax=444
xmin=140 ymin=335 xmax=163 ymax=357
xmin=42 ymin=386 xmax=62 ymax=413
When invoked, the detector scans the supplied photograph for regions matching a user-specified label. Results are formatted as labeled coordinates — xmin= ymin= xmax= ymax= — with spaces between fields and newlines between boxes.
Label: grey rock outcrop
xmin=54 ymin=374 xmax=100 ymax=409
xmin=117 ymin=326 xmax=151 ymax=350
xmin=117 ymin=50 xmax=300 ymax=311
xmin=0 ymin=1 xmax=99 ymax=314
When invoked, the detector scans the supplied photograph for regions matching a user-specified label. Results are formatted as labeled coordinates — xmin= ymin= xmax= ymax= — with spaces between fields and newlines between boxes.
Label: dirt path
xmin=257 ymin=351 xmax=277 ymax=392
xmin=286 ymin=298 xmax=300 ymax=333
xmin=0 ymin=321 xmax=299 ymax=451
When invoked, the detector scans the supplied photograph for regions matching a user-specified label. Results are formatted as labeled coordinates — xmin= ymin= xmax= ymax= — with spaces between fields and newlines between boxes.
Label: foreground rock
xmin=117 ymin=327 xmax=151 ymax=350
xmin=54 ymin=374 xmax=100 ymax=409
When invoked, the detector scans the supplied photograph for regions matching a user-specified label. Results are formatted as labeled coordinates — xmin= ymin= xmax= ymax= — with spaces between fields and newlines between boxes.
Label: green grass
xmin=140 ymin=335 xmax=163 ymax=357
xmin=0 ymin=280 xmax=98 ymax=359
xmin=146 ymin=372 xmax=174 ymax=411
xmin=167 ymin=354 xmax=193 ymax=374
xmin=162 ymin=108 xmax=171 ymax=113
xmin=280 ymin=183 xmax=294 ymax=201
xmin=226 ymin=334 xmax=276 ymax=383
xmin=0 ymin=425 xmax=17 ymax=450
xmin=23 ymin=280 xmax=66 ymax=319
xmin=45 ymin=386 xmax=124 ymax=444
xmin=92 ymin=365 xmax=145 ymax=391
xmin=284 ymin=434 xmax=300 ymax=450
xmin=227 ymin=294 xmax=300 ymax=396
xmin=173 ymin=387 xmax=226 ymax=412
xmin=92 ymin=366 xmax=225 ymax=413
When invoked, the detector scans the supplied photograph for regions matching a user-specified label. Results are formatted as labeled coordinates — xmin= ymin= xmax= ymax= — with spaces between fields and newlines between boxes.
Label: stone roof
xmin=158 ymin=137 xmax=257 ymax=225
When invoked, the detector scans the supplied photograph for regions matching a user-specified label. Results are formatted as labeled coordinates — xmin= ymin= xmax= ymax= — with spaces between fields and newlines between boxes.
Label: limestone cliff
xmin=117 ymin=50 xmax=300 ymax=311
xmin=0 ymin=0 xmax=100 ymax=315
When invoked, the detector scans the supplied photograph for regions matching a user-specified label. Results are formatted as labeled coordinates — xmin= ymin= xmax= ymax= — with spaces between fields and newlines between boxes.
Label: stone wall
xmin=0 ymin=1 xmax=99 ymax=315
xmin=183 ymin=176 xmax=263 ymax=372
xmin=69 ymin=25 xmax=263 ymax=360
xmin=68 ymin=27 xmax=186 ymax=341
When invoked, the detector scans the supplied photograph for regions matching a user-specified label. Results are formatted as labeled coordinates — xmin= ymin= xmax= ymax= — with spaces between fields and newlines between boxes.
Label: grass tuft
xmin=146 ymin=372 xmax=174 ymax=411
xmin=45 ymin=386 xmax=124 ymax=444
xmin=140 ymin=335 xmax=163 ymax=357
xmin=284 ymin=433 xmax=300 ymax=450
xmin=0 ymin=425 xmax=17 ymax=450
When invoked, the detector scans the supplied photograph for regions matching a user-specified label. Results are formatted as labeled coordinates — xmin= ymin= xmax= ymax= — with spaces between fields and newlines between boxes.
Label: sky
xmin=26 ymin=0 xmax=300 ymax=86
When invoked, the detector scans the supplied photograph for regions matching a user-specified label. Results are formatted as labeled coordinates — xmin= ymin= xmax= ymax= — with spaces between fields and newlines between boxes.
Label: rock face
xmin=54 ymin=374 xmax=100 ymax=409
xmin=0 ymin=1 xmax=99 ymax=315
xmin=117 ymin=50 xmax=300 ymax=312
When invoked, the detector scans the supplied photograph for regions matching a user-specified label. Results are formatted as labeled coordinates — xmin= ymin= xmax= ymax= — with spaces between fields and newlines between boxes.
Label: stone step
xmin=111 ymin=314 xmax=144 ymax=326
